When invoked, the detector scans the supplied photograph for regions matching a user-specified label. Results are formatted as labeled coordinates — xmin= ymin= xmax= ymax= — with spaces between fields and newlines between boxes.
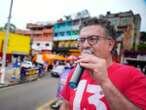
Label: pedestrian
xmin=12 ymin=59 xmax=20 ymax=80
xmin=60 ymin=17 xmax=146 ymax=110
xmin=19 ymin=66 xmax=26 ymax=82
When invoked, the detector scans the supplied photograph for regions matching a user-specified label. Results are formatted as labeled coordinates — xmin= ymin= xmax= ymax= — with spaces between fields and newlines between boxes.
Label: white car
xmin=21 ymin=61 xmax=34 ymax=68
xmin=50 ymin=65 xmax=65 ymax=77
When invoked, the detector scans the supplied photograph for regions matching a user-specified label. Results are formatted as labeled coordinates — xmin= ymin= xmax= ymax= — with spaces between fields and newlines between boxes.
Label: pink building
xmin=26 ymin=23 xmax=54 ymax=55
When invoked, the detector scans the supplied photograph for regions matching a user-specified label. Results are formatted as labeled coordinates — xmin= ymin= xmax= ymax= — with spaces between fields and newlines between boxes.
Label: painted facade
xmin=26 ymin=23 xmax=54 ymax=54
xmin=100 ymin=10 xmax=141 ymax=50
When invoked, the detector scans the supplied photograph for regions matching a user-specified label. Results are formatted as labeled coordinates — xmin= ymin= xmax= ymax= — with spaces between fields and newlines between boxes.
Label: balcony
xmin=32 ymin=36 xmax=53 ymax=41
xmin=53 ymin=35 xmax=79 ymax=41
xmin=43 ymin=28 xmax=53 ymax=34
xmin=32 ymin=30 xmax=43 ymax=35
xmin=72 ymin=25 xmax=80 ymax=30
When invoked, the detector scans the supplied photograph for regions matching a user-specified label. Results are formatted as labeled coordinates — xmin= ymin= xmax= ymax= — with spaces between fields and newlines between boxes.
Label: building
xmin=0 ymin=32 xmax=31 ymax=63
xmin=53 ymin=18 xmax=80 ymax=56
xmin=99 ymin=10 xmax=141 ymax=63
xmin=26 ymin=22 xmax=54 ymax=55
xmin=100 ymin=10 xmax=141 ymax=51
xmin=100 ymin=11 xmax=146 ymax=73
xmin=15 ymin=29 xmax=31 ymax=36
xmin=53 ymin=10 xmax=90 ymax=56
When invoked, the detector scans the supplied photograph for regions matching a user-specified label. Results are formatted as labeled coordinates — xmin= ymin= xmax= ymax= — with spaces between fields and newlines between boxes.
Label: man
xmin=60 ymin=17 xmax=146 ymax=110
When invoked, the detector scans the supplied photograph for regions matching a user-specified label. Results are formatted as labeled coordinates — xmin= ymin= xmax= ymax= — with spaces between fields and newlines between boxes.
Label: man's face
xmin=79 ymin=25 xmax=115 ymax=59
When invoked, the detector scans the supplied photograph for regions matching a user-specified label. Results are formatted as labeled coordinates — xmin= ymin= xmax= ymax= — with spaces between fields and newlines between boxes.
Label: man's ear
xmin=108 ymin=39 xmax=115 ymax=51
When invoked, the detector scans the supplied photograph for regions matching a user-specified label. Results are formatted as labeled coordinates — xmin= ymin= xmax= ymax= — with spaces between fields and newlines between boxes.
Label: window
xmin=37 ymin=43 xmax=40 ymax=46
xmin=54 ymin=33 xmax=58 ymax=37
xmin=45 ymin=43 xmax=49 ymax=46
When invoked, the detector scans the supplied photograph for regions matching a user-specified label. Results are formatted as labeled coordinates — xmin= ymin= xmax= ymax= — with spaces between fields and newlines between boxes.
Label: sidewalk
xmin=0 ymin=67 xmax=48 ymax=88
xmin=0 ymin=67 xmax=20 ymax=88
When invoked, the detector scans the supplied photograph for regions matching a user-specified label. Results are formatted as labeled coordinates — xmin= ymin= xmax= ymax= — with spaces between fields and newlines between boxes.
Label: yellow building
xmin=0 ymin=32 xmax=30 ymax=54
xmin=0 ymin=32 xmax=31 ymax=63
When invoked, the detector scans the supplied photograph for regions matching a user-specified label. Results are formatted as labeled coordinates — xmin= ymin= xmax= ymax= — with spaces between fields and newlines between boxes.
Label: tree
xmin=64 ymin=15 xmax=72 ymax=20
xmin=140 ymin=32 xmax=146 ymax=42
xmin=0 ymin=27 xmax=4 ymax=31
xmin=4 ymin=23 xmax=16 ymax=33
xmin=137 ymin=32 xmax=146 ymax=51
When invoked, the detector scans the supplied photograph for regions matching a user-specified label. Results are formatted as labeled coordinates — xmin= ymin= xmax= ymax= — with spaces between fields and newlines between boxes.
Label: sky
xmin=0 ymin=0 xmax=146 ymax=31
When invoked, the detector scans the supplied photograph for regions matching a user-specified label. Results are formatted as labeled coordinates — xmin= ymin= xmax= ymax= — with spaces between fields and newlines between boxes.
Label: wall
xmin=0 ymin=32 xmax=30 ymax=55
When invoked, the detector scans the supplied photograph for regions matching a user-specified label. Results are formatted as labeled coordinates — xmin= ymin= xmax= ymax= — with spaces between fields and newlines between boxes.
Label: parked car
xmin=50 ymin=65 xmax=65 ymax=77
xmin=20 ymin=61 xmax=39 ymax=82
xmin=21 ymin=61 xmax=34 ymax=69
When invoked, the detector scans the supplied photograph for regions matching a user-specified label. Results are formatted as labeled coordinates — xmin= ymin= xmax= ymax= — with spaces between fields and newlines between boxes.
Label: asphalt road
xmin=0 ymin=75 xmax=59 ymax=110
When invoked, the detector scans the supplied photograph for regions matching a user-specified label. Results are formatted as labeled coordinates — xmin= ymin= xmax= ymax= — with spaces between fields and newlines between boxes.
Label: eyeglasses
xmin=78 ymin=35 xmax=110 ymax=46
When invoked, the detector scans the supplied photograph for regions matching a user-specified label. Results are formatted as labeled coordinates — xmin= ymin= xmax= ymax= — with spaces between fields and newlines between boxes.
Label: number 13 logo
xmin=73 ymin=80 xmax=107 ymax=110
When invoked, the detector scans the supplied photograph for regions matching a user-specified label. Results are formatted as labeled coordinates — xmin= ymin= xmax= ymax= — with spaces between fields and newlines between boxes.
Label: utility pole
xmin=0 ymin=0 xmax=13 ymax=84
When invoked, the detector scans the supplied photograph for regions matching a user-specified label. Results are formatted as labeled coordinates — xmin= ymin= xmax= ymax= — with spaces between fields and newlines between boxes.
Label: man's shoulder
xmin=111 ymin=62 xmax=137 ymax=71
xmin=111 ymin=62 xmax=145 ymax=77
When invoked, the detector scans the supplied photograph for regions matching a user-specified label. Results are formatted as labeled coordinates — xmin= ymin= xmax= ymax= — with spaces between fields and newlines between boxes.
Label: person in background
xmin=11 ymin=59 xmax=20 ymax=81
xmin=60 ymin=17 xmax=146 ymax=110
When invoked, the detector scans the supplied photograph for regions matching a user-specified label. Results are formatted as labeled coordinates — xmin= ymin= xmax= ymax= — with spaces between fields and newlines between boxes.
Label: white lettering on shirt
xmin=73 ymin=80 xmax=107 ymax=110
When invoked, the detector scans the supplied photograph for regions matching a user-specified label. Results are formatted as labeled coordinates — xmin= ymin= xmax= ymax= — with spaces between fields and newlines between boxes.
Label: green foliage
xmin=138 ymin=43 xmax=146 ymax=51
xmin=0 ymin=27 xmax=4 ymax=31
xmin=140 ymin=32 xmax=146 ymax=42
xmin=4 ymin=23 xmax=16 ymax=33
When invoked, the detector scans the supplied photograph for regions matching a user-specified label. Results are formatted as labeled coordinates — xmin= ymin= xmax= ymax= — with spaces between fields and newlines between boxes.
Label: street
xmin=0 ymin=75 xmax=58 ymax=110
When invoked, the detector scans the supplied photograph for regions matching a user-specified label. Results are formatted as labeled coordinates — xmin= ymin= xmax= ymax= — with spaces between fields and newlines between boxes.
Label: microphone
xmin=69 ymin=49 xmax=92 ymax=89
xmin=69 ymin=63 xmax=84 ymax=89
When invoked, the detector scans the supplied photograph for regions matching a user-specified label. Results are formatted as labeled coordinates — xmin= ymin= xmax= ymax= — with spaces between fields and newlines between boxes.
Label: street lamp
xmin=0 ymin=0 xmax=13 ymax=84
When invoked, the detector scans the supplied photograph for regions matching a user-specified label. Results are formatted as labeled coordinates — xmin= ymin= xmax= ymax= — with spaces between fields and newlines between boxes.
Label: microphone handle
xmin=69 ymin=63 xmax=84 ymax=89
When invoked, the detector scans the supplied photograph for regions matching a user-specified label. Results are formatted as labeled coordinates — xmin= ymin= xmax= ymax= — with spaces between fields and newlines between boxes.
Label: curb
xmin=36 ymin=98 xmax=58 ymax=110
xmin=0 ymin=73 xmax=49 ymax=89
xmin=0 ymin=82 xmax=22 ymax=88
xmin=0 ymin=78 xmax=38 ymax=89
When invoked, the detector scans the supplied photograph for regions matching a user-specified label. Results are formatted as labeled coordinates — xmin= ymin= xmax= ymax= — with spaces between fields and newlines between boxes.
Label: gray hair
xmin=80 ymin=17 xmax=117 ymax=40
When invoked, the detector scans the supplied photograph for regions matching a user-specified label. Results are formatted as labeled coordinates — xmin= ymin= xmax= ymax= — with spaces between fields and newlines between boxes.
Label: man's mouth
xmin=82 ymin=49 xmax=94 ymax=55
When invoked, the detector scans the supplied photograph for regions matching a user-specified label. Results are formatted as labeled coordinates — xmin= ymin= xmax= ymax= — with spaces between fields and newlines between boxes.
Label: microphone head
xmin=69 ymin=82 xmax=77 ymax=89
xmin=81 ymin=49 xmax=93 ymax=55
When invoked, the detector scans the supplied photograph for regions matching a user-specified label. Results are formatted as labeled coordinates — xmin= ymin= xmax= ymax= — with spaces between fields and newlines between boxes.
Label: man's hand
xmin=77 ymin=53 xmax=109 ymax=84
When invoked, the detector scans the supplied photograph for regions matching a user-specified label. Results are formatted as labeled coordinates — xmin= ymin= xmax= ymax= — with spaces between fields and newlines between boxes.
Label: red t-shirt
xmin=61 ymin=62 xmax=146 ymax=110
